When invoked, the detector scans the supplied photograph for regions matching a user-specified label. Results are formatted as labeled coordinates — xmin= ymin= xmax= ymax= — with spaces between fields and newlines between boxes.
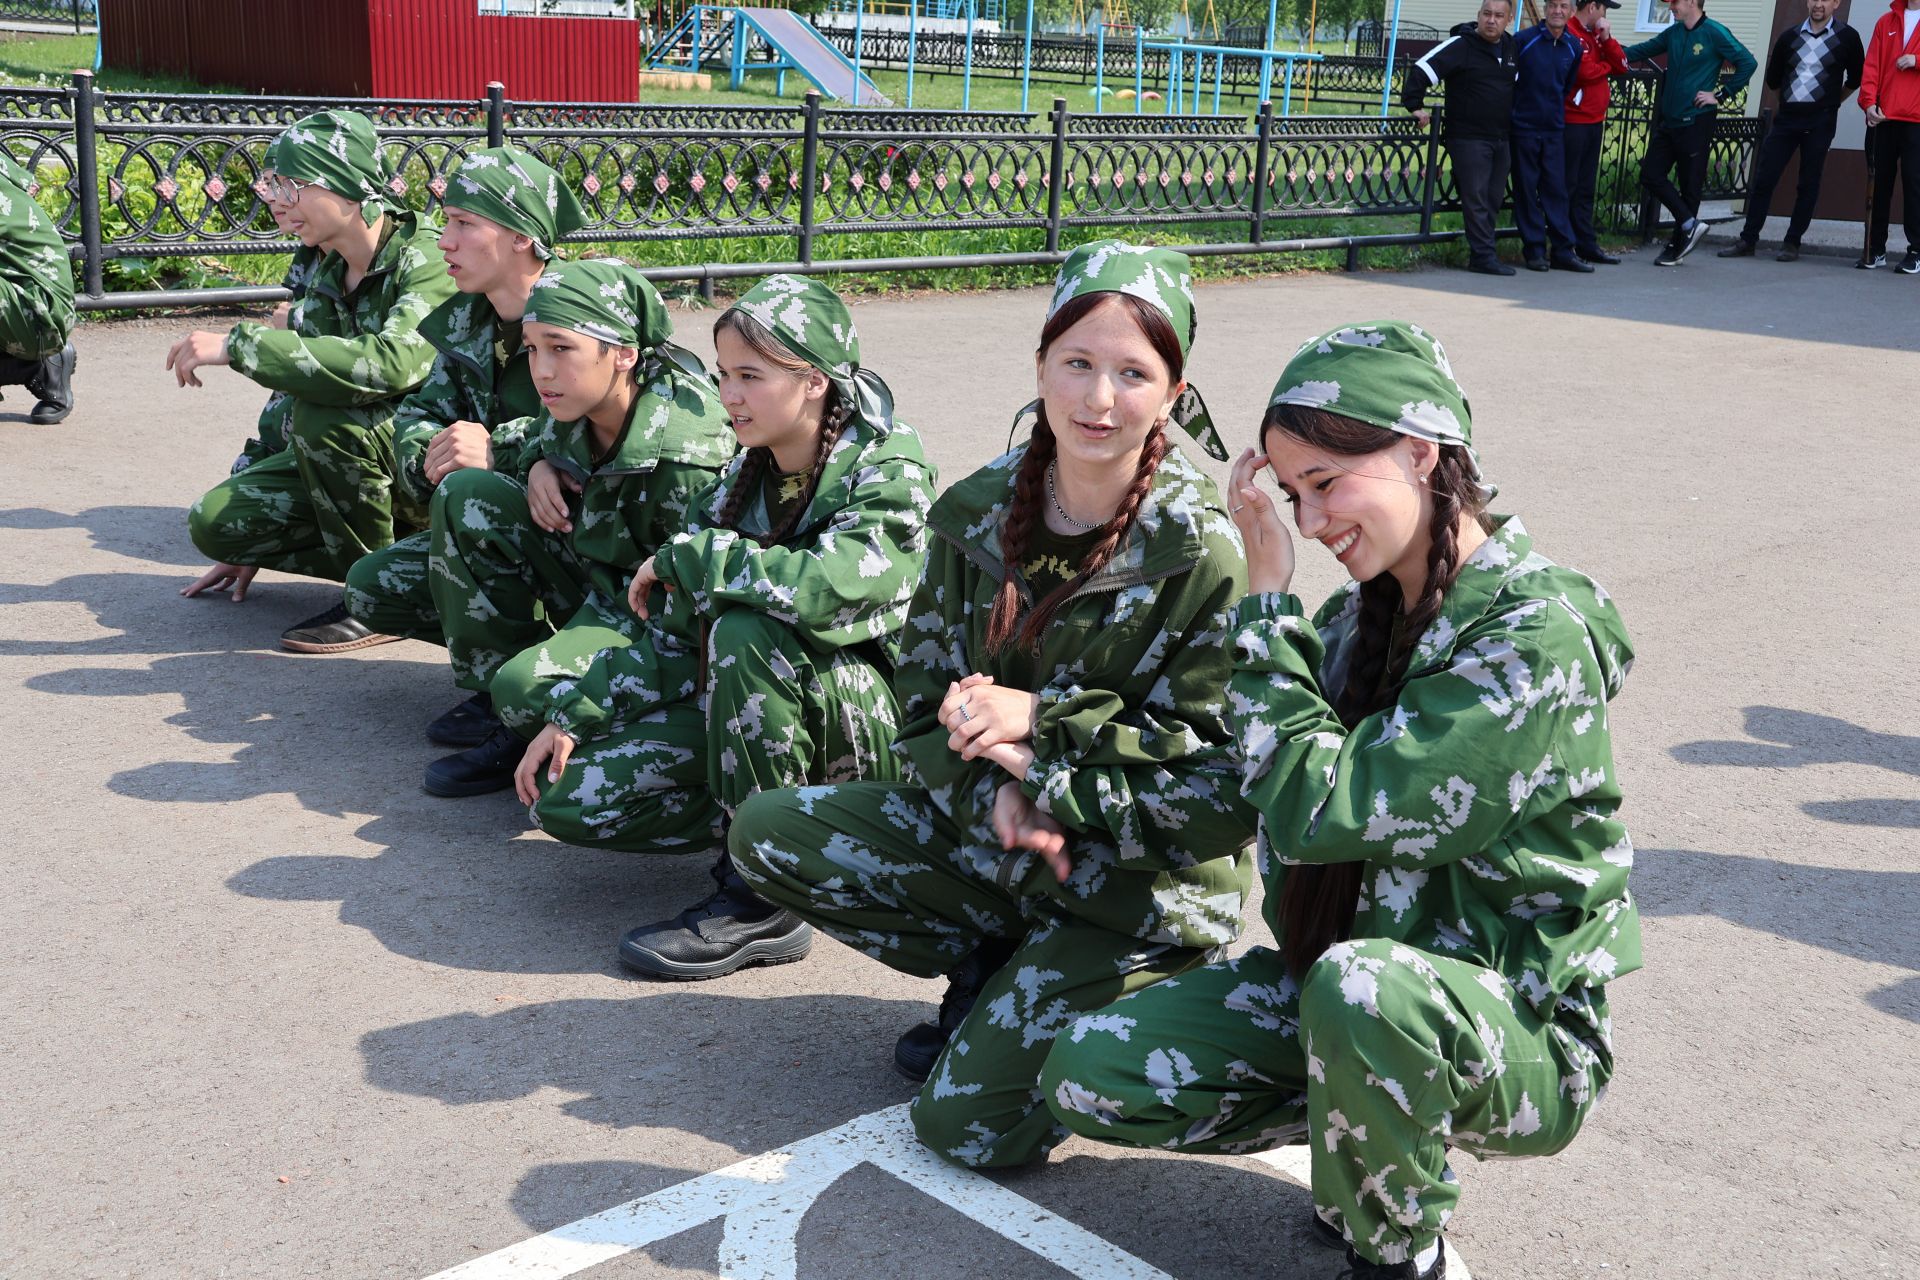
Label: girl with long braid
xmin=1041 ymin=322 xmax=1638 ymax=1280
xmin=728 ymin=242 xmax=1257 ymax=1169
xmin=513 ymin=276 xmax=936 ymax=977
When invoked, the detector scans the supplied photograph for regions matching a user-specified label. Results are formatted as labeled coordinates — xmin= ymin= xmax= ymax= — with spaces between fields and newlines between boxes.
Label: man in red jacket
xmin=1858 ymin=0 xmax=1920 ymax=271
xmin=1564 ymin=0 xmax=1631 ymax=262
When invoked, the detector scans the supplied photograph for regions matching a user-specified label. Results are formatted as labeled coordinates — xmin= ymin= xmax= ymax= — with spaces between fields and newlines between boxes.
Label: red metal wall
xmin=101 ymin=0 xmax=637 ymax=102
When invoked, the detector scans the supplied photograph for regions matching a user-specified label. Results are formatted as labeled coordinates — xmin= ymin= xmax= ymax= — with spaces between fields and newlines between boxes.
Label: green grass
xmin=0 ymin=31 xmax=235 ymax=92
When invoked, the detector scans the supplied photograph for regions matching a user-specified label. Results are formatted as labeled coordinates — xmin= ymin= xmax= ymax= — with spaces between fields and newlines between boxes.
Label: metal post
xmin=1021 ymin=0 xmax=1034 ymax=112
xmin=963 ymin=0 xmax=975 ymax=110
xmin=798 ymin=90 xmax=821 ymax=264
xmin=1282 ymin=56 xmax=1294 ymax=114
xmin=1250 ymin=96 xmax=1272 ymax=243
xmin=1418 ymin=103 xmax=1440 ymax=235
xmin=1166 ymin=46 xmax=1178 ymax=115
xmin=907 ymin=0 xmax=919 ymax=108
xmin=1259 ymin=0 xmax=1277 ymax=101
xmin=852 ymin=0 xmax=864 ymax=107
xmin=1094 ymin=21 xmax=1104 ymax=113
xmin=1379 ymin=0 xmax=1404 ymax=116
xmin=1134 ymin=25 xmax=1143 ymax=114
xmin=1211 ymin=51 xmax=1222 ymax=116
xmin=692 ymin=5 xmax=702 ymax=70
xmin=1045 ymin=95 xmax=1068 ymax=252
xmin=486 ymin=82 xmax=506 ymax=147
xmin=72 ymin=70 xmax=103 ymax=299
xmin=70 ymin=0 xmax=80 ymax=34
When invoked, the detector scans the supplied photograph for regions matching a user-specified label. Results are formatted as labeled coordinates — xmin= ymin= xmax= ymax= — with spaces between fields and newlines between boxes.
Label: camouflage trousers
xmin=188 ymin=400 xmax=409 ymax=583
xmin=425 ymin=467 xmax=639 ymax=730
xmin=532 ymin=611 xmax=902 ymax=856
xmin=729 ymin=782 xmax=1212 ymax=1170
xmin=343 ymin=530 xmax=439 ymax=643
xmin=1038 ymin=940 xmax=1615 ymax=1267
xmin=0 ymin=277 xmax=72 ymax=361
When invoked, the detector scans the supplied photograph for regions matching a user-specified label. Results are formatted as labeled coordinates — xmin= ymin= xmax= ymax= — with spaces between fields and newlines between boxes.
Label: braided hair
xmin=985 ymin=292 xmax=1183 ymax=655
xmin=710 ymin=308 xmax=852 ymax=548
xmin=1260 ymin=403 xmax=1491 ymax=979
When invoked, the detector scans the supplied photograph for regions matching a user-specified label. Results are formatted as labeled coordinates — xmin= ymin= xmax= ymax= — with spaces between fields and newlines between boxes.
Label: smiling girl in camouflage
xmin=507 ymin=275 xmax=936 ymax=976
xmin=727 ymin=242 xmax=1257 ymax=1170
xmin=1040 ymin=321 xmax=1639 ymax=1280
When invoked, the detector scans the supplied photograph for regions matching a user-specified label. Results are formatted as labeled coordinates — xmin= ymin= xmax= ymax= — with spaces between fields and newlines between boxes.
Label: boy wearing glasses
xmin=168 ymin=110 xmax=454 ymax=652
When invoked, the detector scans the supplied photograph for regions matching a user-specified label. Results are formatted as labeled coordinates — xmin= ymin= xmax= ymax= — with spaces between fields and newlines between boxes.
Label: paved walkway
xmin=2 ymin=261 xmax=1915 ymax=1278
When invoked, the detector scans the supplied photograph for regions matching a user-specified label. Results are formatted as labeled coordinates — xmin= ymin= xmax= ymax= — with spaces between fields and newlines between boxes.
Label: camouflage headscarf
xmin=524 ymin=257 xmax=671 ymax=350
xmin=726 ymin=274 xmax=895 ymax=435
xmin=442 ymin=146 xmax=587 ymax=261
xmin=266 ymin=109 xmax=395 ymax=227
xmin=1267 ymin=320 xmax=1494 ymax=501
xmin=1023 ymin=238 xmax=1227 ymax=461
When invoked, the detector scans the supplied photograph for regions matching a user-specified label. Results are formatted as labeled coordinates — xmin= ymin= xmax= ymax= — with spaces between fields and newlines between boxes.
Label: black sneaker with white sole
xmin=1857 ymin=251 xmax=1887 ymax=269
xmin=1898 ymin=251 xmax=1920 ymax=275
xmin=617 ymin=852 xmax=813 ymax=980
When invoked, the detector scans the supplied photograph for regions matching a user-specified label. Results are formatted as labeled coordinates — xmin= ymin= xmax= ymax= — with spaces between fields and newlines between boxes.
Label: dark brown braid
xmin=985 ymin=291 xmax=1185 ymax=655
xmin=1259 ymin=403 xmax=1491 ymax=979
xmin=710 ymin=308 xmax=852 ymax=547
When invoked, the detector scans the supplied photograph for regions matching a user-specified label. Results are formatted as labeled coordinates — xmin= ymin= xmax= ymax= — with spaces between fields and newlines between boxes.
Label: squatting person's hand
xmin=165 ymin=331 xmax=231 ymax=388
xmin=1230 ymin=447 xmax=1296 ymax=595
xmin=514 ymin=723 xmax=577 ymax=806
xmin=942 ymin=675 xmax=1041 ymax=759
xmin=526 ymin=460 xmax=580 ymax=534
xmin=992 ymin=780 xmax=1070 ymax=883
xmin=180 ymin=561 xmax=259 ymax=602
xmin=424 ymin=420 xmax=494 ymax=486
xmin=628 ymin=555 xmax=669 ymax=618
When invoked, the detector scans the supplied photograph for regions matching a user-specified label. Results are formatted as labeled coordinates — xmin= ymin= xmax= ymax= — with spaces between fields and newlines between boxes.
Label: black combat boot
xmin=893 ymin=936 xmax=1020 ymax=1083
xmin=616 ymin=851 xmax=813 ymax=980
xmin=26 ymin=343 xmax=76 ymax=424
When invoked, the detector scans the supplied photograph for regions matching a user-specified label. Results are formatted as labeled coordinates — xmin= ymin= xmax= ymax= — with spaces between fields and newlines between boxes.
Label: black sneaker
xmin=281 ymin=601 xmax=400 ymax=654
xmin=1898 ymin=251 xmax=1920 ymax=275
xmin=427 ymin=692 xmax=499 ymax=748
xmin=1675 ymin=217 xmax=1710 ymax=262
xmin=423 ymin=723 xmax=524 ymax=797
xmin=617 ymin=853 xmax=813 ymax=980
xmin=1577 ymin=247 xmax=1621 ymax=265
xmin=1337 ymin=1244 xmax=1446 ymax=1279
xmin=1856 ymin=251 xmax=1886 ymax=270
xmin=1655 ymin=245 xmax=1683 ymax=267
xmin=1775 ymin=242 xmax=1801 ymax=263
xmin=26 ymin=343 xmax=75 ymax=424
xmin=894 ymin=937 xmax=1020 ymax=1083
xmin=1715 ymin=239 xmax=1755 ymax=258
xmin=1466 ymin=260 xmax=1516 ymax=277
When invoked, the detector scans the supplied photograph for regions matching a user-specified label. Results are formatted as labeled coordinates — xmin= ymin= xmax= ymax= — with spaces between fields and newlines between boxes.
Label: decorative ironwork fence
xmin=0 ymin=0 xmax=93 ymax=26
xmin=0 ymin=73 xmax=1756 ymax=310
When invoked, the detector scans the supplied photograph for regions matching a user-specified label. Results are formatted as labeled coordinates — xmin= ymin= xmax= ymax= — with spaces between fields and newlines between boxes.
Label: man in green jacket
xmin=0 ymin=152 xmax=77 ymax=424
xmin=1625 ymin=0 xmax=1758 ymax=265
xmin=170 ymin=110 xmax=455 ymax=649
xmin=343 ymin=146 xmax=587 ymax=746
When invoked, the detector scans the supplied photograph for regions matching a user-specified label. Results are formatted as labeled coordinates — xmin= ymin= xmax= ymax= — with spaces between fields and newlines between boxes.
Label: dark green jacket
xmin=1626 ymin=16 xmax=1758 ymax=126
xmin=0 ymin=153 xmax=75 ymax=359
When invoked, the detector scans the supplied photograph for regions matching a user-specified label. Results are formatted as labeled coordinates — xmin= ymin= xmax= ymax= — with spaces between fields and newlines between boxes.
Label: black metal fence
xmin=0 ymin=0 xmax=92 ymax=27
xmin=0 ymin=73 xmax=1758 ymax=310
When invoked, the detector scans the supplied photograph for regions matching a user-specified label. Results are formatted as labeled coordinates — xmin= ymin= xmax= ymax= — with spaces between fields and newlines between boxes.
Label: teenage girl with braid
xmin=1042 ymin=322 xmax=1639 ymax=1280
xmin=727 ymin=242 xmax=1257 ymax=1169
xmin=512 ymin=275 xmax=936 ymax=976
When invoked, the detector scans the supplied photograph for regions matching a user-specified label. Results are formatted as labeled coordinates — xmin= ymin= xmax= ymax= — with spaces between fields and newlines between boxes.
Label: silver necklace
xmin=1046 ymin=462 xmax=1103 ymax=531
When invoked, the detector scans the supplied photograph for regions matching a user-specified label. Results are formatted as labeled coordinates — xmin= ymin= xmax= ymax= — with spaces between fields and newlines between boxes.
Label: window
xmin=1635 ymin=0 xmax=1673 ymax=33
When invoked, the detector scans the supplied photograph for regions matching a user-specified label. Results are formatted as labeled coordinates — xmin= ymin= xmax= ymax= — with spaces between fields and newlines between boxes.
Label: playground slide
xmin=742 ymin=7 xmax=893 ymax=105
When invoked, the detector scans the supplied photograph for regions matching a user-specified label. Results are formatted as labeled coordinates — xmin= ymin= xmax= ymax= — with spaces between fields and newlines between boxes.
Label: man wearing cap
xmin=1564 ymin=0 xmax=1631 ymax=263
xmin=0 ymin=152 xmax=77 ymax=424
xmin=1511 ymin=0 xmax=1594 ymax=271
xmin=1719 ymin=0 xmax=1864 ymax=261
xmin=1624 ymin=0 xmax=1758 ymax=266
xmin=170 ymin=109 xmax=455 ymax=648
xmin=343 ymin=146 xmax=588 ymax=746
xmin=1404 ymin=0 xmax=1523 ymax=275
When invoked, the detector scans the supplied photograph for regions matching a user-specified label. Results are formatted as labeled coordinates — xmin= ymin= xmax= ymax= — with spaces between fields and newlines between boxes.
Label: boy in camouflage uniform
xmin=729 ymin=243 xmax=1257 ymax=1169
xmin=0 ymin=151 xmax=77 ymax=424
xmin=1040 ymin=322 xmax=1638 ymax=1280
xmin=171 ymin=110 xmax=454 ymax=649
xmin=420 ymin=258 xmax=733 ymax=798
xmin=343 ymin=146 xmax=587 ymax=741
xmin=508 ymin=276 xmax=936 ymax=977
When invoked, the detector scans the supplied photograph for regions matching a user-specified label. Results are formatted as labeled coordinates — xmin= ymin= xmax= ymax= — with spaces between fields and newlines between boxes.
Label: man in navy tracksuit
xmin=1512 ymin=0 xmax=1594 ymax=270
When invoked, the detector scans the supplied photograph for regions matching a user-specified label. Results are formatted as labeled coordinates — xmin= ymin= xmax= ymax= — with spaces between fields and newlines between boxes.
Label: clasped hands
xmin=937 ymin=675 xmax=1069 ymax=882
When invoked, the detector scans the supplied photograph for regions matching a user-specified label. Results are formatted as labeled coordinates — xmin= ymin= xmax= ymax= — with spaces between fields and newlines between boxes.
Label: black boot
xmin=616 ymin=852 xmax=813 ymax=980
xmin=1337 ymin=1243 xmax=1446 ymax=1280
xmin=423 ymin=723 xmax=525 ymax=797
xmin=894 ymin=937 xmax=1019 ymax=1083
xmin=426 ymin=692 xmax=499 ymax=748
xmin=26 ymin=343 xmax=76 ymax=424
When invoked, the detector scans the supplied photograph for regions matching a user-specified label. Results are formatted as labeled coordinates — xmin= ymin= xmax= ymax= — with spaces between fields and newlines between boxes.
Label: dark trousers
xmin=1738 ymin=110 xmax=1838 ymax=246
xmin=1448 ymin=136 xmax=1511 ymax=265
xmin=1640 ymin=114 xmax=1715 ymax=247
xmin=1511 ymin=127 xmax=1577 ymax=260
xmin=1867 ymin=118 xmax=1920 ymax=256
xmin=1563 ymin=120 xmax=1606 ymax=255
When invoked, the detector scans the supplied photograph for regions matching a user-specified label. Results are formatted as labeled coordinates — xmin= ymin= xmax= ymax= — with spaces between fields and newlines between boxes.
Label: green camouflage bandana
xmin=1029 ymin=238 xmax=1226 ymax=461
xmin=442 ymin=146 xmax=587 ymax=261
xmin=727 ymin=274 xmax=896 ymax=434
xmin=1268 ymin=319 xmax=1494 ymax=501
xmin=524 ymin=257 xmax=671 ymax=350
xmin=267 ymin=110 xmax=394 ymax=227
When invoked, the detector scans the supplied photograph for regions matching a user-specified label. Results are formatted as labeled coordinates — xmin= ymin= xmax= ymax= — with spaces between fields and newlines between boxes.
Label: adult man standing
xmin=1625 ymin=0 xmax=1758 ymax=265
xmin=1512 ymin=0 xmax=1594 ymax=270
xmin=1565 ymin=0 xmax=1631 ymax=263
xmin=1719 ymin=0 xmax=1864 ymax=261
xmin=1405 ymin=0 xmax=1523 ymax=275
xmin=0 ymin=152 xmax=77 ymax=424
xmin=1856 ymin=0 xmax=1920 ymax=271
xmin=170 ymin=110 xmax=455 ymax=646
xmin=343 ymin=146 xmax=588 ymax=745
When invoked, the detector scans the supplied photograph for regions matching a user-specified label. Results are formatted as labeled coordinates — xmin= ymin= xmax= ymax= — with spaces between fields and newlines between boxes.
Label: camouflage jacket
xmin=226 ymin=210 xmax=455 ymax=463
xmin=892 ymin=441 xmax=1258 ymax=950
xmin=1230 ymin=516 xmax=1640 ymax=1023
xmin=543 ymin=410 xmax=936 ymax=741
xmin=0 ymin=153 xmax=76 ymax=359
xmin=389 ymin=291 xmax=542 ymax=526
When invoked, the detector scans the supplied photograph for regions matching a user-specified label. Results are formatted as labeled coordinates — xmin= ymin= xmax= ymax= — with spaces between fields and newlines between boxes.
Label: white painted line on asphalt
xmin=425 ymin=1104 xmax=1474 ymax=1279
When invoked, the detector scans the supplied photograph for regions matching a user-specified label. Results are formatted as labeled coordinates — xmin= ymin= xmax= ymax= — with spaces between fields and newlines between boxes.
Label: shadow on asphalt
xmin=1671 ymin=704 xmax=1920 ymax=831
xmin=1635 ymin=846 xmax=1919 ymax=1023
xmin=0 ymin=570 xmax=346 ymax=656
xmin=0 ymin=505 xmax=203 ymax=567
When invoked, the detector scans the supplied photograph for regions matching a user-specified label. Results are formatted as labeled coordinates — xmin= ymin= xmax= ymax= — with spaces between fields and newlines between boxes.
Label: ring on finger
xmin=957 ymin=701 xmax=972 ymax=723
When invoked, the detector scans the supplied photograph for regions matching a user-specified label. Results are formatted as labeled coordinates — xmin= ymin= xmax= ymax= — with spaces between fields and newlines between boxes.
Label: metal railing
xmin=0 ymin=0 xmax=93 ymax=26
xmin=0 ymin=74 xmax=1758 ymax=310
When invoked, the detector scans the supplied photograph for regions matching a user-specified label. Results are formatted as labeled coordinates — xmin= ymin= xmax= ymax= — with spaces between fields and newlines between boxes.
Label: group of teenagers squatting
xmin=158 ymin=111 xmax=1640 ymax=1280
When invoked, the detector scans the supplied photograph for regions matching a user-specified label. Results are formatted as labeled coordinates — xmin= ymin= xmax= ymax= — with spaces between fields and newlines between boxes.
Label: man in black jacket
xmin=1405 ymin=0 xmax=1522 ymax=275
xmin=1717 ymin=0 xmax=1865 ymax=260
